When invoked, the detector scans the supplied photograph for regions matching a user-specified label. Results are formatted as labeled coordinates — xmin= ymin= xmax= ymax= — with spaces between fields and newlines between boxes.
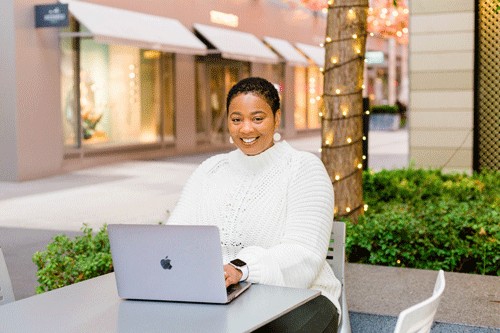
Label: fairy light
xmin=357 ymin=163 xmax=363 ymax=169
xmin=345 ymin=207 xmax=351 ymax=213
xmin=335 ymin=89 xmax=341 ymax=94
xmin=367 ymin=0 xmax=409 ymax=44
xmin=335 ymin=175 xmax=340 ymax=181
xmin=364 ymin=204 xmax=368 ymax=211
xmin=347 ymin=137 xmax=352 ymax=143
xmin=347 ymin=8 xmax=356 ymax=20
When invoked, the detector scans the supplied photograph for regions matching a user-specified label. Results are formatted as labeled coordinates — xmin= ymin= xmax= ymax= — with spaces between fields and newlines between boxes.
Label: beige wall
xmin=0 ymin=0 xmax=18 ymax=180
xmin=1 ymin=0 xmax=63 ymax=181
xmin=409 ymin=0 xmax=474 ymax=173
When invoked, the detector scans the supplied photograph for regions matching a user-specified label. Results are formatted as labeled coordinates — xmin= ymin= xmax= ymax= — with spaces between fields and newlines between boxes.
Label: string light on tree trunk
xmin=321 ymin=0 xmax=369 ymax=221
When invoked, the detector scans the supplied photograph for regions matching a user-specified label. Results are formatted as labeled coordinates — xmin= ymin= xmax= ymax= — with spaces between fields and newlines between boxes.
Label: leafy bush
xmin=346 ymin=169 xmax=500 ymax=276
xmin=32 ymin=224 xmax=113 ymax=294
xmin=370 ymin=104 xmax=399 ymax=114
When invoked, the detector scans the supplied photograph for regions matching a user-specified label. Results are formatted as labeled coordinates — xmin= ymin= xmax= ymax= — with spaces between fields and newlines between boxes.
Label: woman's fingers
xmin=224 ymin=264 xmax=243 ymax=287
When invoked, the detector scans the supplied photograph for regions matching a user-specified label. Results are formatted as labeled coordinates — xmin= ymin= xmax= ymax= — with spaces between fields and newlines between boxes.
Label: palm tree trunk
xmin=322 ymin=0 xmax=368 ymax=223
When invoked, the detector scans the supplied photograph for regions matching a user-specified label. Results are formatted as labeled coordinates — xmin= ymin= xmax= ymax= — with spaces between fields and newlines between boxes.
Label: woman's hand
xmin=224 ymin=264 xmax=243 ymax=287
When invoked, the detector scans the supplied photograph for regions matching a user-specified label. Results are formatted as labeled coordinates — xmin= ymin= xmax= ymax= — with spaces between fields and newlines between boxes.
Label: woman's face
xmin=228 ymin=93 xmax=281 ymax=156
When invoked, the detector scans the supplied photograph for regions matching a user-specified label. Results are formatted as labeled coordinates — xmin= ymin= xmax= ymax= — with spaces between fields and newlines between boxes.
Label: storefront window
xmin=61 ymin=36 xmax=174 ymax=148
xmin=306 ymin=66 xmax=323 ymax=129
xmin=61 ymin=37 xmax=78 ymax=147
xmin=294 ymin=65 xmax=322 ymax=130
xmin=294 ymin=66 xmax=307 ymax=130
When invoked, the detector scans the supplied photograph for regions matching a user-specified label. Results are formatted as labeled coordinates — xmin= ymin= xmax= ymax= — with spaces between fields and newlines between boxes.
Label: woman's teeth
xmin=242 ymin=138 xmax=256 ymax=143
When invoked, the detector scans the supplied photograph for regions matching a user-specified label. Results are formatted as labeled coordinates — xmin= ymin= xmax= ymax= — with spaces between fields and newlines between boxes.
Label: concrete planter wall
xmin=369 ymin=114 xmax=401 ymax=131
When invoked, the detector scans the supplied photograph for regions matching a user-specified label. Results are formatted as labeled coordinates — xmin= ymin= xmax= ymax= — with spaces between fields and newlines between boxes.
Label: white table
xmin=0 ymin=273 xmax=319 ymax=332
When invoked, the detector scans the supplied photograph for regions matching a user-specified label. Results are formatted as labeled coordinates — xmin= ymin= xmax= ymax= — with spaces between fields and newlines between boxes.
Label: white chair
xmin=0 ymin=247 xmax=15 ymax=305
xmin=327 ymin=221 xmax=352 ymax=333
xmin=393 ymin=270 xmax=446 ymax=333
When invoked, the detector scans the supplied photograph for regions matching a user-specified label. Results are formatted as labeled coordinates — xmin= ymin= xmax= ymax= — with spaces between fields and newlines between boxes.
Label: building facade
xmin=409 ymin=0 xmax=475 ymax=173
xmin=1 ymin=0 xmax=329 ymax=181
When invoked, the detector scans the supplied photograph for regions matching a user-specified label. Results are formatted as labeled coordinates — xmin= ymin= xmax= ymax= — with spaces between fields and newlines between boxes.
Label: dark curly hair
xmin=226 ymin=77 xmax=280 ymax=115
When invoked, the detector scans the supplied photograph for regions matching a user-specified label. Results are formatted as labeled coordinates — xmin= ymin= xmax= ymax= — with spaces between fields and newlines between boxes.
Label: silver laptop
xmin=108 ymin=224 xmax=251 ymax=304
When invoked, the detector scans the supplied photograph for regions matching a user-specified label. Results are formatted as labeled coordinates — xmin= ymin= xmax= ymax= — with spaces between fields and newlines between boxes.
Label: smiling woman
xmin=167 ymin=77 xmax=340 ymax=332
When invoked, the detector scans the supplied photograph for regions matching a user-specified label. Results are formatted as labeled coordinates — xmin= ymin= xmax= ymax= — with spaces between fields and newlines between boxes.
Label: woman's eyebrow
xmin=250 ymin=110 xmax=266 ymax=115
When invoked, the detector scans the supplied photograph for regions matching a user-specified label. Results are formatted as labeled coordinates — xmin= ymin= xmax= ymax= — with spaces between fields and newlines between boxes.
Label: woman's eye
xmin=253 ymin=117 xmax=263 ymax=122
xmin=231 ymin=118 xmax=241 ymax=124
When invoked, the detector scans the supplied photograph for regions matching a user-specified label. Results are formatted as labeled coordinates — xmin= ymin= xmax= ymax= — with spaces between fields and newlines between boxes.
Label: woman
xmin=168 ymin=77 xmax=340 ymax=332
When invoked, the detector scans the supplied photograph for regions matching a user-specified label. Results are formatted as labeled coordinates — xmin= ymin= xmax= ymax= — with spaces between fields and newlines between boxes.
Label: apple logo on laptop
xmin=160 ymin=256 xmax=172 ymax=270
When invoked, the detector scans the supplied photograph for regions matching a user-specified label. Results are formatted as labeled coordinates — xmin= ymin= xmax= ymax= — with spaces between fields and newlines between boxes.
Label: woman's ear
xmin=274 ymin=110 xmax=282 ymax=129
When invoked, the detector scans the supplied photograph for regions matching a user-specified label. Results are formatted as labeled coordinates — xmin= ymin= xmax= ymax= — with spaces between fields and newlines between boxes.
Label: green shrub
xmin=346 ymin=169 xmax=500 ymax=276
xmin=32 ymin=224 xmax=113 ymax=294
xmin=370 ymin=104 xmax=399 ymax=114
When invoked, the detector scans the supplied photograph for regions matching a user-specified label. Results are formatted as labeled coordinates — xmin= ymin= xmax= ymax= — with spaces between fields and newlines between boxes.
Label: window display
xmin=61 ymin=37 xmax=174 ymax=148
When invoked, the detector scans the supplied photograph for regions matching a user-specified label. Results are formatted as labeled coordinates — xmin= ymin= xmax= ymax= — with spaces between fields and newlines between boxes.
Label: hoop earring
xmin=273 ymin=132 xmax=281 ymax=142
xmin=229 ymin=136 xmax=234 ymax=144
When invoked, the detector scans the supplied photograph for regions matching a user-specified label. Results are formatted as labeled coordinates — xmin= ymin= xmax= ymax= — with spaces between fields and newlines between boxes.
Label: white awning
xmin=263 ymin=37 xmax=309 ymax=67
xmin=61 ymin=0 xmax=207 ymax=55
xmin=295 ymin=43 xmax=325 ymax=68
xmin=194 ymin=23 xmax=279 ymax=64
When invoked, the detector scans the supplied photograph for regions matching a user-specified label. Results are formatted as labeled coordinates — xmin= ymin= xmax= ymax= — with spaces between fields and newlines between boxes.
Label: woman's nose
xmin=240 ymin=120 xmax=253 ymax=133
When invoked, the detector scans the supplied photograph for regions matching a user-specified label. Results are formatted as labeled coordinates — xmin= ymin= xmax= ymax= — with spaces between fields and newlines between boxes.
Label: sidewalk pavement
xmin=1 ymin=129 xmax=499 ymax=331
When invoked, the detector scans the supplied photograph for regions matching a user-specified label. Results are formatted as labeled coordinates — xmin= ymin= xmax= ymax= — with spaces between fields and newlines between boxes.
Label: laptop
xmin=107 ymin=224 xmax=251 ymax=304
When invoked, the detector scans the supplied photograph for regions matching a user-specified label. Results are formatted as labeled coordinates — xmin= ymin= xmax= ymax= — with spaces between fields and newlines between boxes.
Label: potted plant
xmin=369 ymin=104 xmax=401 ymax=131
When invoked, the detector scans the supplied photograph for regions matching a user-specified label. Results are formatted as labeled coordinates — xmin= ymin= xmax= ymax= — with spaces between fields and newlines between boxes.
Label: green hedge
xmin=346 ymin=169 xmax=499 ymax=276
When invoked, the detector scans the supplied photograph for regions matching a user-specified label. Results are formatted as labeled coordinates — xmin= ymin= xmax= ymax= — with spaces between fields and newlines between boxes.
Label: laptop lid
xmin=108 ymin=224 xmax=249 ymax=304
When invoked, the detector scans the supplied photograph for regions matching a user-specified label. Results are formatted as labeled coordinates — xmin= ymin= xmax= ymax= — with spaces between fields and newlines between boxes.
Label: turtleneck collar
xmin=228 ymin=141 xmax=292 ymax=173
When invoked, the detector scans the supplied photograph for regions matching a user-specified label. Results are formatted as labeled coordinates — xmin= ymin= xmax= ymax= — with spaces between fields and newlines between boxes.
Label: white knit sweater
xmin=168 ymin=141 xmax=341 ymax=314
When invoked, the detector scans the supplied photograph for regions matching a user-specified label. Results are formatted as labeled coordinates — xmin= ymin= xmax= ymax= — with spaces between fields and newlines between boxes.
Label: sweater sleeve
xmin=236 ymin=153 xmax=334 ymax=288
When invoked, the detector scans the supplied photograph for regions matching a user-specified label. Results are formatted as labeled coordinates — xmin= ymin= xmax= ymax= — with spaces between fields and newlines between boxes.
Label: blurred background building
xmin=0 ymin=0 xmax=497 ymax=181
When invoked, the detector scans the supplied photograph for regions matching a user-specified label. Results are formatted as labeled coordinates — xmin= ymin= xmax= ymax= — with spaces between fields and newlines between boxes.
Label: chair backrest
xmin=393 ymin=270 xmax=446 ymax=333
xmin=327 ymin=221 xmax=351 ymax=333
xmin=0 ymin=247 xmax=15 ymax=305
xmin=327 ymin=221 xmax=346 ymax=285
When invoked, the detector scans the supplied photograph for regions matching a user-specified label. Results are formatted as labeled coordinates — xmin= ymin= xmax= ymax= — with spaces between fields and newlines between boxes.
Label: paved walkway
xmin=1 ymin=129 xmax=499 ymax=331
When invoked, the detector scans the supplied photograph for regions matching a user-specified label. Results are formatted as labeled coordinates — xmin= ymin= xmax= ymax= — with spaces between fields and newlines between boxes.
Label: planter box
xmin=369 ymin=114 xmax=401 ymax=131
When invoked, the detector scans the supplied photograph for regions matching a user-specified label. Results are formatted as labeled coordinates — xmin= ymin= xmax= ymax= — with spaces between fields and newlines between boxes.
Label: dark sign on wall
xmin=35 ymin=3 xmax=69 ymax=28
